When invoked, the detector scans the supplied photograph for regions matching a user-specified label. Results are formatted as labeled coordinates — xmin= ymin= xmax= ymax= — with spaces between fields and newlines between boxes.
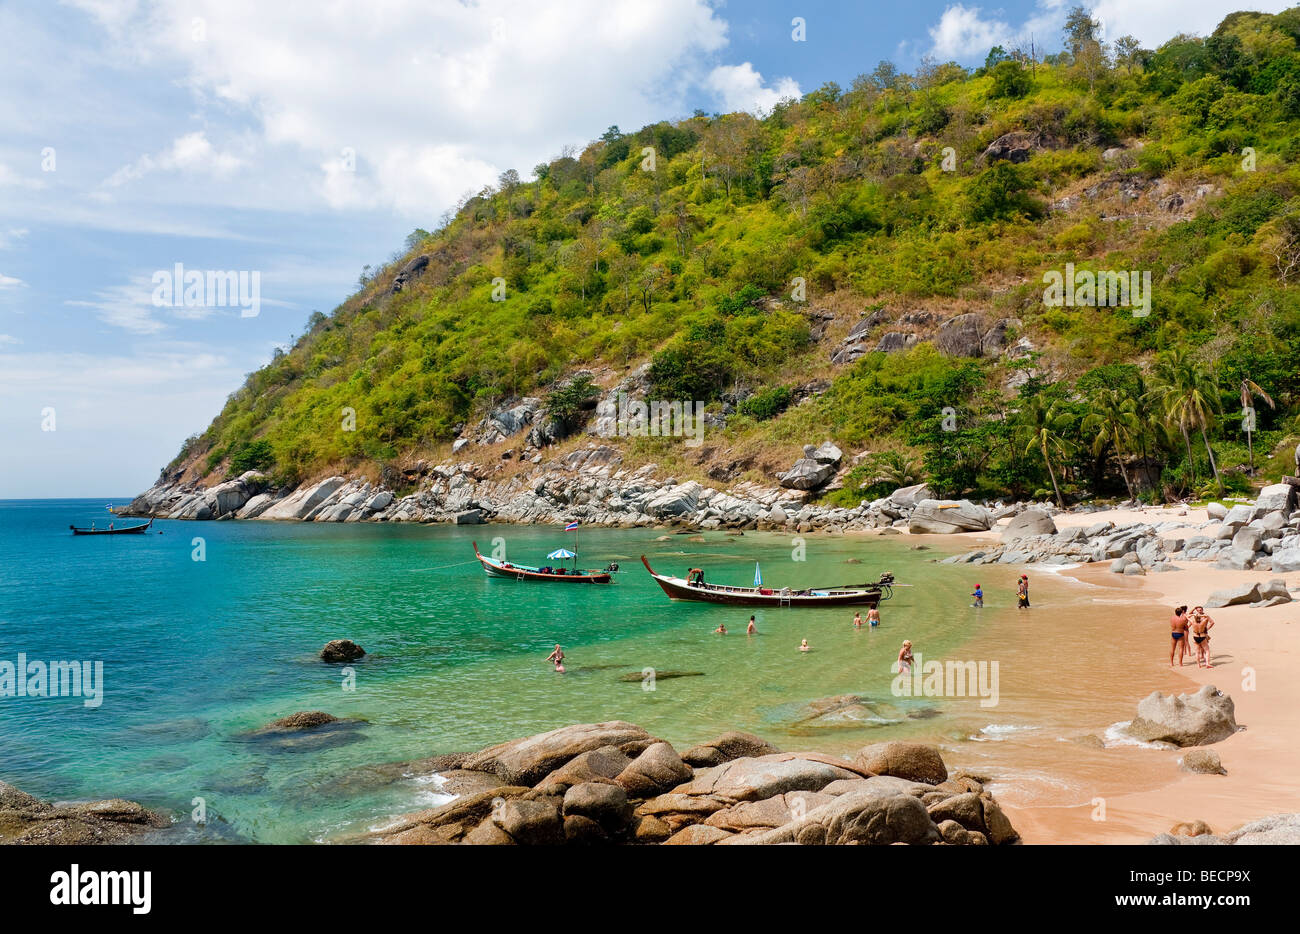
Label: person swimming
xmin=746 ymin=616 xmax=756 ymax=634
xmin=714 ymin=623 xmax=728 ymax=634
xmin=1169 ymin=606 xmax=1188 ymax=667
xmin=867 ymin=607 xmax=880 ymax=627
xmin=799 ymin=638 xmax=810 ymax=652
xmin=897 ymin=639 xmax=914 ymax=674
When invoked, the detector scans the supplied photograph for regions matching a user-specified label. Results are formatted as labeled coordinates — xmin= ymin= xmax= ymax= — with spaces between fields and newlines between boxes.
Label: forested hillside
xmin=169 ymin=6 xmax=1300 ymax=507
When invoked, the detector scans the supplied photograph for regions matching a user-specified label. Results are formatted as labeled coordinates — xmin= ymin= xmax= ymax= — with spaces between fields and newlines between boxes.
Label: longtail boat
xmin=641 ymin=555 xmax=893 ymax=607
xmin=473 ymin=541 xmax=617 ymax=584
xmin=69 ymin=519 xmax=154 ymax=536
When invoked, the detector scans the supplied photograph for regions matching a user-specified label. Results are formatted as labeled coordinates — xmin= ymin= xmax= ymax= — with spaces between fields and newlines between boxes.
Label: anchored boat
xmin=69 ymin=519 xmax=154 ymax=536
xmin=473 ymin=541 xmax=618 ymax=584
xmin=641 ymin=555 xmax=893 ymax=607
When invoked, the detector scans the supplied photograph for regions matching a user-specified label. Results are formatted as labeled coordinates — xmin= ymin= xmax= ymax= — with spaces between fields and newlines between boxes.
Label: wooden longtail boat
xmin=641 ymin=555 xmax=893 ymax=607
xmin=69 ymin=519 xmax=154 ymax=536
xmin=473 ymin=542 xmax=616 ymax=584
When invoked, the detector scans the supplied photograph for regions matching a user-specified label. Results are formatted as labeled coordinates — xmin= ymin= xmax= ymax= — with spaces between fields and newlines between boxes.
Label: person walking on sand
xmin=1189 ymin=606 xmax=1215 ymax=668
xmin=971 ymin=584 xmax=984 ymax=608
xmin=1169 ymin=606 xmax=1189 ymax=667
xmin=853 ymin=611 xmax=863 ymax=629
xmin=867 ymin=607 xmax=880 ymax=627
xmin=746 ymin=616 xmax=757 ymax=634
xmin=546 ymin=644 xmax=565 ymax=673
xmin=897 ymin=639 xmax=914 ymax=674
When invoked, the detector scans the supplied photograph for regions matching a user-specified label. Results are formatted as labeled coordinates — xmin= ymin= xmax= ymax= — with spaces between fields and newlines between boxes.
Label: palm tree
xmin=1239 ymin=378 xmax=1276 ymax=475
xmin=1148 ymin=350 xmax=1224 ymax=496
xmin=1019 ymin=396 xmax=1076 ymax=508
xmin=1082 ymin=387 xmax=1141 ymax=499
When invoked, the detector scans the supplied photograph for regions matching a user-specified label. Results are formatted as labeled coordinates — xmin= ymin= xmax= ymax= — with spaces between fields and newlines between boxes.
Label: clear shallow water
xmin=0 ymin=499 xmax=1083 ymax=843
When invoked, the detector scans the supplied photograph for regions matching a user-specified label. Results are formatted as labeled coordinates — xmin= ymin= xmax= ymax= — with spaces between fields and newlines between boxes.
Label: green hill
xmin=168 ymin=6 xmax=1300 ymax=507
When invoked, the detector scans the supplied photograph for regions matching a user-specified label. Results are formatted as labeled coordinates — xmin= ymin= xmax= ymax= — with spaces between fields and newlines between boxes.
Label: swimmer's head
xmin=902 ymin=639 xmax=912 ymax=647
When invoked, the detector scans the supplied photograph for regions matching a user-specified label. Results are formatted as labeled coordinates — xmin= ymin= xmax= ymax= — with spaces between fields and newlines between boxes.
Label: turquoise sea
xmin=0 ymin=498 xmax=1059 ymax=843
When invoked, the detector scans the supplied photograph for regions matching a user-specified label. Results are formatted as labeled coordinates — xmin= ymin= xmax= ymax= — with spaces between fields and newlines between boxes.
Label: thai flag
xmin=564 ymin=521 xmax=580 ymax=531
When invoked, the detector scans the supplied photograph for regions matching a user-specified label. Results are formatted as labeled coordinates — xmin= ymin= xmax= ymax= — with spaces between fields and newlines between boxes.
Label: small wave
xmin=1101 ymin=720 xmax=1169 ymax=750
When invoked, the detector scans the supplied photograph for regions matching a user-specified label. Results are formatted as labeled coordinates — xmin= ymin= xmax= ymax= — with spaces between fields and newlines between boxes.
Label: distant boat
xmin=472 ymin=541 xmax=617 ymax=584
xmin=69 ymin=519 xmax=153 ymax=536
xmin=641 ymin=555 xmax=894 ymax=607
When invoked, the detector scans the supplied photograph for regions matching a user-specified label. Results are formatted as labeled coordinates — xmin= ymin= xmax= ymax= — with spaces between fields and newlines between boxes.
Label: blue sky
xmin=0 ymin=0 xmax=1287 ymax=497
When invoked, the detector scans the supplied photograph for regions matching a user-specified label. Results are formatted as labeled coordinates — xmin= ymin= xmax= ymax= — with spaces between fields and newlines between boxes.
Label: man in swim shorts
xmin=1169 ymin=606 xmax=1189 ymax=667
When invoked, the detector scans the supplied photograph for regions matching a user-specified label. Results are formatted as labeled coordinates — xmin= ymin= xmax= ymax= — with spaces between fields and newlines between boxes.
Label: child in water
xmin=714 ymin=623 xmax=728 ymax=634
xmin=799 ymin=639 xmax=810 ymax=652
xmin=746 ymin=616 xmax=756 ymax=634
xmin=853 ymin=611 xmax=863 ymax=629
xmin=971 ymin=584 xmax=984 ymax=608
xmin=897 ymin=639 xmax=914 ymax=674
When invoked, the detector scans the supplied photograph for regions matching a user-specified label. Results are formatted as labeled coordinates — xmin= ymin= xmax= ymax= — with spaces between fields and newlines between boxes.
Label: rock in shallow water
xmin=1128 ymin=685 xmax=1238 ymax=747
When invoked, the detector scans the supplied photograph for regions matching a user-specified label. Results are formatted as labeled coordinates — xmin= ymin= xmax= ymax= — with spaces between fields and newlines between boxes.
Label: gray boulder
xmin=673 ymin=753 xmax=864 ymax=803
xmin=909 ymin=499 xmax=993 ymax=534
xmin=1128 ymin=685 xmax=1238 ymax=747
xmin=1255 ymin=483 xmax=1293 ymax=516
xmin=779 ymin=458 xmax=837 ymax=491
xmin=461 ymin=722 xmax=659 ymax=786
xmin=1000 ymin=508 xmax=1057 ymax=542
xmin=1204 ymin=582 xmax=1261 ymax=608
xmin=737 ymin=787 xmax=940 ymax=846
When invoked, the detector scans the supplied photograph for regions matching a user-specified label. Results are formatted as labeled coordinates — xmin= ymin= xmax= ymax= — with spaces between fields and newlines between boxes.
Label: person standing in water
xmin=1016 ymin=576 xmax=1030 ymax=609
xmin=799 ymin=638 xmax=810 ymax=652
xmin=1169 ymin=606 xmax=1189 ymax=667
xmin=971 ymin=584 xmax=984 ymax=608
xmin=867 ymin=607 xmax=880 ymax=627
xmin=897 ymin=639 xmax=914 ymax=674
xmin=746 ymin=616 xmax=757 ymax=634
xmin=853 ymin=611 xmax=863 ymax=629
xmin=546 ymin=644 xmax=565 ymax=673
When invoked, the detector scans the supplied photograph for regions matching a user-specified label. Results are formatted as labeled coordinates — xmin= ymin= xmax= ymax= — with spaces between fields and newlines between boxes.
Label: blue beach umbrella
xmin=547 ymin=549 xmax=576 ymax=560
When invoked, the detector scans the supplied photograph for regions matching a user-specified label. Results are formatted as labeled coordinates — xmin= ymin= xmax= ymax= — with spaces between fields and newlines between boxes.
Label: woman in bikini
xmin=1169 ymin=606 xmax=1188 ymax=667
xmin=546 ymin=644 xmax=565 ymax=673
xmin=897 ymin=639 xmax=914 ymax=674
xmin=1189 ymin=606 xmax=1215 ymax=668
xmin=867 ymin=607 xmax=881 ymax=627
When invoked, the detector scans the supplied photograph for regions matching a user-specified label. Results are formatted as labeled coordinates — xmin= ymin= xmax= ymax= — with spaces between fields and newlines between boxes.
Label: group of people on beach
xmin=970 ymin=575 xmax=1030 ymax=609
xmin=1169 ymin=605 xmax=1216 ymax=668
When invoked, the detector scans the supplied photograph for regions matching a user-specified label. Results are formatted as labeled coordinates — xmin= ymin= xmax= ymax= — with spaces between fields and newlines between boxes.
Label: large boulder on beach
xmin=320 ymin=639 xmax=365 ymax=663
xmin=680 ymin=731 xmax=781 ymax=768
xmin=1180 ymin=749 xmax=1227 ymax=775
xmin=778 ymin=457 xmax=837 ymax=490
xmin=0 ymin=781 xmax=170 ymax=845
xmin=616 ymin=743 xmax=693 ymax=797
xmin=909 ymin=499 xmax=993 ymax=534
xmin=460 ymin=722 xmax=659 ymax=786
xmin=888 ymin=483 xmax=932 ymax=508
xmin=1204 ymin=582 xmax=1261 ymax=608
xmin=1255 ymin=483 xmax=1293 ymax=516
xmin=1128 ymin=685 xmax=1238 ymax=747
xmin=853 ymin=741 xmax=949 ymax=785
xmin=1000 ymin=508 xmax=1057 ymax=542
xmin=672 ymin=753 xmax=864 ymax=803
xmin=735 ymin=786 xmax=940 ymax=846
xmin=1271 ymin=543 xmax=1300 ymax=573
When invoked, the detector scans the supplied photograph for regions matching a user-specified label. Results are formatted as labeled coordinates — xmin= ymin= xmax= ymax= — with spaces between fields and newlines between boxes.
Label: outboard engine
xmin=604 ymin=562 xmax=620 ymax=573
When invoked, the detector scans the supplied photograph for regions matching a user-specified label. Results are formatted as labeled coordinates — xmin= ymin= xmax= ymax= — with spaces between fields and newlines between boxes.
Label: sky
xmin=0 ymin=0 xmax=1290 ymax=498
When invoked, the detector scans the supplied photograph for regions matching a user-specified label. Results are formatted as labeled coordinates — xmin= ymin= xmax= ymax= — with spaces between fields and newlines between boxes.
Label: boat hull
xmin=69 ymin=519 xmax=153 ymax=536
xmin=641 ymin=556 xmax=884 ymax=607
xmin=473 ymin=543 xmax=613 ymax=584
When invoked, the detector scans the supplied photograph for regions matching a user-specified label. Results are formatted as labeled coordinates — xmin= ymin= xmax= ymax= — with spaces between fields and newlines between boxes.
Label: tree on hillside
xmin=1113 ymin=35 xmax=1145 ymax=74
xmin=1018 ymin=396 xmax=1076 ymax=509
xmin=1239 ymin=378 xmax=1276 ymax=475
xmin=1063 ymin=6 xmax=1101 ymax=57
xmin=1149 ymin=350 xmax=1224 ymax=496
xmin=1082 ymin=387 xmax=1141 ymax=499
xmin=702 ymin=113 xmax=762 ymax=200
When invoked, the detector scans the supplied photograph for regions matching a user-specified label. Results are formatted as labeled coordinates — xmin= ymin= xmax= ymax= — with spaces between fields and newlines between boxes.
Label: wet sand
xmin=923 ymin=505 xmax=1299 ymax=844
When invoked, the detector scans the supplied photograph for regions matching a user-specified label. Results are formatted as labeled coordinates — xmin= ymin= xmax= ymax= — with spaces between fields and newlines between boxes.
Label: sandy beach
xmin=946 ymin=505 xmax=1299 ymax=844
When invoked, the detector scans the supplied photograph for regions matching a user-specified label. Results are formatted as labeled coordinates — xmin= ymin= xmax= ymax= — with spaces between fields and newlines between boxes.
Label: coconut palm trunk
xmin=1200 ymin=427 xmax=1224 ymax=496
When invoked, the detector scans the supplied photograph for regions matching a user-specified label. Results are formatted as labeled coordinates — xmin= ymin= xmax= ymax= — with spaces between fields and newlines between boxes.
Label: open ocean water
xmin=0 ymin=498 xmax=1059 ymax=843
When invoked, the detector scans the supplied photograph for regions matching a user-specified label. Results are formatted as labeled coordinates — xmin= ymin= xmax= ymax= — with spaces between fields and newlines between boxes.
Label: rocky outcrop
xmin=1149 ymin=813 xmax=1300 ymax=845
xmin=853 ymin=741 xmax=948 ymax=785
xmin=320 ymin=640 xmax=365 ymax=663
xmin=363 ymin=722 xmax=1019 ymax=846
xmin=909 ymin=499 xmax=993 ymax=534
xmin=1127 ymin=686 xmax=1238 ymax=747
xmin=777 ymin=442 xmax=843 ymax=491
xmin=0 ymin=780 xmax=169 ymax=844
xmin=681 ymin=732 xmax=781 ymax=768
xmin=1000 ymin=508 xmax=1057 ymax=541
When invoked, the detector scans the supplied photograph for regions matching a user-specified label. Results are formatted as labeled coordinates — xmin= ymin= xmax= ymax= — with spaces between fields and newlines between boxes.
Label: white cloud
xmin=0 ymin=334 xmax=19 ymax=346
xmin=65 ymin=274 xmax=164 ymax=333
xmin=69 ymin=0 xmax=732 ymax=217
xmin=705 ymin=63 xmax=801 ymax=116
xmin=928 ymin=5 xmax=1015 ymax=60
xmin=0 ymin=272 xmax=25 ymax=288
xmin=0 ymin=227 xmax=29 ymax=250
xmin=1090 ymin=0 xmax=1293 ymax=46
xmin=103 ymin=130 xmax=245 ymax=189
